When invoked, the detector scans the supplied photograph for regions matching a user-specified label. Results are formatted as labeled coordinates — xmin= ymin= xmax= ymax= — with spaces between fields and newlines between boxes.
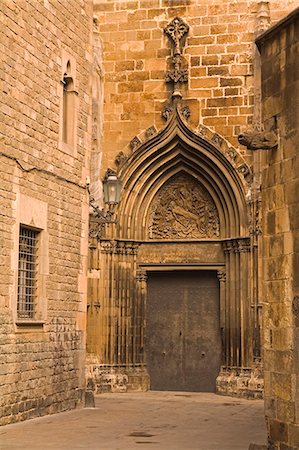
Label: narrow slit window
xmin=62 ymin=61 xmax=75 ymax=146
xmin=17 ymin=226 xmax=39 ymax=319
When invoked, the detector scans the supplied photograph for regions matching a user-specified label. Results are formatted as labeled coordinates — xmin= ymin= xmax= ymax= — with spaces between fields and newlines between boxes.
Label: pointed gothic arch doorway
xmin=87 ymin=103 xmax=262 ymax=397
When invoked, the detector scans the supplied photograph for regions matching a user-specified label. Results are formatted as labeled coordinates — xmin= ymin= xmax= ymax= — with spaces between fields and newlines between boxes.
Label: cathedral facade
xmin=1 ymin=1 xmax=299 ymax=449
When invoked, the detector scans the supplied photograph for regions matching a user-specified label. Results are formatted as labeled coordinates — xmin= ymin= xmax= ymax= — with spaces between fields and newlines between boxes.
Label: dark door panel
xmin=146 ymin=271 xmax=221 ymax=392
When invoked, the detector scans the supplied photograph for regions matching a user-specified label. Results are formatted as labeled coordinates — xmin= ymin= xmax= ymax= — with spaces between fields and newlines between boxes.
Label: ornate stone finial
xmin=164 ymin=17 xmax=189 ymax=55
xmin=164 ymin=17 xmax=189 ymax=98
xmin=238 ymin=130 xmax=278 ymax=150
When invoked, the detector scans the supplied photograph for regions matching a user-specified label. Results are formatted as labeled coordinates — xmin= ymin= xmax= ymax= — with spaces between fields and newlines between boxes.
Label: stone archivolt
xmin=148 ymin=174 xmax=220 ymax=239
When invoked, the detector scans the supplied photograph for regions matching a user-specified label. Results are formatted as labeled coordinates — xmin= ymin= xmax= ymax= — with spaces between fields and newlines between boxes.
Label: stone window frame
xmin=58 ymin=51 xmax=78 ymax=157
xmin=13 ymin=194 xmax=49 ymax=329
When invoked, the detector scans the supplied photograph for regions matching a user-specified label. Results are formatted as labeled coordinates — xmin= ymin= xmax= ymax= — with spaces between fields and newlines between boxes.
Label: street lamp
xmin=103 ymin=169 xmax=122 ymax=207
xmin=89 ymin=169 xmax=122 ymax=240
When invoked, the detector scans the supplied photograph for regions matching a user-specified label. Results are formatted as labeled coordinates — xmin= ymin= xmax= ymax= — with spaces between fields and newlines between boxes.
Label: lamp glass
xmin=103 ymin=174 xmax=122 ymax=205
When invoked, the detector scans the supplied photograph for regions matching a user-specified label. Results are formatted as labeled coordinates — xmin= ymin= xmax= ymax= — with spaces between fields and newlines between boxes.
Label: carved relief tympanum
xmin=148 ymin=174 xmax=220 ymax=239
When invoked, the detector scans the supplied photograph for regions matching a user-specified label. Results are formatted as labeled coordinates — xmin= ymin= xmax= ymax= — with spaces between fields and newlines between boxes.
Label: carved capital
xmin=100 ymin=240 xmax=117 ymax=254
xmin=136 ymin=270 xmax=148 ymax=282
xmin=100 ymin=240 xmax=139 ymax=255
xmin=217 ymin=270 xmax=226 ymax=282
xmin=238 ymin=130 xmax=278 ymax=150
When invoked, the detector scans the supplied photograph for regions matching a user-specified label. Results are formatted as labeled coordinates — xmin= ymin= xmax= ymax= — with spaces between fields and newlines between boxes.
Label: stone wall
xmin=93 ymin=0 xmax=295 ymax=173
xmin=0 ymin=0 xmax=93 ymax=424
xmin=257 ymin=8 xmax=299 ymax=450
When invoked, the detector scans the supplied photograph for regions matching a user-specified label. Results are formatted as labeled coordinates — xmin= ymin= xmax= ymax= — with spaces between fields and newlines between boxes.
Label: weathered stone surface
xmin=238 ymin=130 xmax=278 ymax=150
xmin=0 ymin=0 xmax=92 ymax=425
xmin=258 ymin=7 xmax=299 ymax=450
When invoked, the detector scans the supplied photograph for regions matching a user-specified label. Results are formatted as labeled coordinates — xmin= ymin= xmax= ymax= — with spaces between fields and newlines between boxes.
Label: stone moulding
xmin=117 ymin=103 xmax=253 ymax=242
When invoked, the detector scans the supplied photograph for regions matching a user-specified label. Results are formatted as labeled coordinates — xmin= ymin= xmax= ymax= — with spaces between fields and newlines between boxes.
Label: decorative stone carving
xmin=165 ymin=66 xmax=188 ymax=84
xmin=161 ymin=105 xmax=173 ymax=121
xmin=217 ymin=270 xmax=226 ymax=282
xmin=136 ymin=270 xmax=148 ymax=282
xmin=100 ymin=240 xmax=139 ymax=255
xmin=223 ymin=238 xmax=251 ymax=254
xmin=256 ymin=1 xmax=271 ymax=33
xmin=130 ymin=136 xmax=142 ymax=151
xmin=148 ymin=174 xmax=220 ymax=239
xmin=226 ymin=147 xmax=237 ymax=162
xmin=197 ymin=124 xmax=208 ymax=137
xmin=249 ymin=198 xmax=262 ymax=237
xmin=237 ymin=163 xmax=253 ymax=184
xmin=238 ymin=130 xmax=278 ymax=150
xmin=292 ymin=296 xmax=299 ymax=320
xmin=115 ymin=151 xmax=128 ymax=167
xmin=212 ymin=133 xmax=223 ymax=147
xmin=164 ymin=17 xmax=189 ymax=95
xmin=164 ymin=17 xmax=189 ymax=55
xmin=146 ymin=126 xmax=157 ymax=138
xmin=180 ymin=105 xmax=191 ymax=120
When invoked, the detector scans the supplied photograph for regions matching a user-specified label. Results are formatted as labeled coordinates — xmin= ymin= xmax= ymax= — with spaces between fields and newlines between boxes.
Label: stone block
xmin=269 ymin=419 xmax=289 ymax=443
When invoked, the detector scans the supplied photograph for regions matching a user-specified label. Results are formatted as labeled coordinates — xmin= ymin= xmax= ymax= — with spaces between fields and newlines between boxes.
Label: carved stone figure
xmin=115 ymin=151 xmax=128 ymax=167
xmin=148 ymin=174 xmax=220 ymax=239
xmin=238 ymin=130 xmax=278 ymax=150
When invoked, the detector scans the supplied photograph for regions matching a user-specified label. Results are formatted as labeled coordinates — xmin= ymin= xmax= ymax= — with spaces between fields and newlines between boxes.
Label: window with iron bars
xmin=17 ymin=226 xmax=39 ymax=319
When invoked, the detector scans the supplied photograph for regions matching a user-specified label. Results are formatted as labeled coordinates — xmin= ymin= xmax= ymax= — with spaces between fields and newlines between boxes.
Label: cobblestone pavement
xmin=0 ymin=392 xmax=266 ymax=450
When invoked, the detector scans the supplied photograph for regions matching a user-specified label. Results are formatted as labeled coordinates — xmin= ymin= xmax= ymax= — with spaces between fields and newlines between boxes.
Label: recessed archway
xmin=87 ymin=103 xmax=257 ymax=395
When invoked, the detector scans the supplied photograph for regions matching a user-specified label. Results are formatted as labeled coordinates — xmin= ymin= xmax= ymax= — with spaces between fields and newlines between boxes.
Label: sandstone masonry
xmin=0 ymin=0 xmax=93 ymax=425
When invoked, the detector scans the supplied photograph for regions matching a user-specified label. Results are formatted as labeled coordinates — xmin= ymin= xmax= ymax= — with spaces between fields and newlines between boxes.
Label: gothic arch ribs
xmin=90 ymin=103 xmax=262 ymax=398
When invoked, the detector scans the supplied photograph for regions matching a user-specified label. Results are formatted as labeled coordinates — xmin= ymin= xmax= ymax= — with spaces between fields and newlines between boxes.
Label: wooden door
xmin=146 ymin=271 xmax=221 ymax=392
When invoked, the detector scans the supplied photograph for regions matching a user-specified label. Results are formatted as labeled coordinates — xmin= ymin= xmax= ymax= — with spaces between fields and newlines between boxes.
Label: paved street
xmin=0 ymin=392 xmax=266 ymax=450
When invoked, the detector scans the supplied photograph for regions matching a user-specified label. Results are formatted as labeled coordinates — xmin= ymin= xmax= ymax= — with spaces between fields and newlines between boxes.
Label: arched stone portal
xmin=87 ymin=102 xmax=263 ymax=397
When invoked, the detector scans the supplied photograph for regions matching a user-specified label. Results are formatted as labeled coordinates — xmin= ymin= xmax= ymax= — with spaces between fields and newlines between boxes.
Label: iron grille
xmin=17 ymin=226 xmax=39 ymax=319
